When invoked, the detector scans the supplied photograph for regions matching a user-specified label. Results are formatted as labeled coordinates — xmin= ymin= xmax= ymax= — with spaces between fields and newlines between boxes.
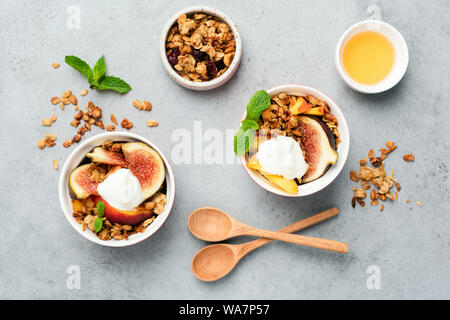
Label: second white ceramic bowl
xmin=58 ymin=132 xmax=176 ymax=247
xmin=335 ymin=20 xmax=409 ymax=94
xmin=160 ymin=5 xmax=242 ymax=91
xmin=239 ymin=85 xmax=350 ymax=197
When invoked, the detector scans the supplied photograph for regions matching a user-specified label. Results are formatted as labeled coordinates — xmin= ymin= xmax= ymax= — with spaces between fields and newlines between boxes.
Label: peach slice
xmin=264 ymin=175 xmax=298 ymax=194
xmin=303 ymin=107 xmax=325 ymax=116
xmin=93 ymin=196 xmax=152 ymax=225
xmin=289 ymin=97 xmax=312 ymax=115
xmin=246 ymin=155 xmax=298 ymax=194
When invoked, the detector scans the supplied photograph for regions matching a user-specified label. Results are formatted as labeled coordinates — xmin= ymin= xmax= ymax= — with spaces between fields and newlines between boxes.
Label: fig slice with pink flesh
xmin=298 ymin=116 xmax=338 ymax=183
xmin=86 ymin=147 xmax=127 ymax=166
xmin=69 ymin=164 xmax=99 ymax=199
xmin=121 ymin=142 xmax=165 ymax=201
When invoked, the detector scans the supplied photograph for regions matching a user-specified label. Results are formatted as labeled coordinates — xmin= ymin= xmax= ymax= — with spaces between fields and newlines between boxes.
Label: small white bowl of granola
xmin=239 ymin=85 xmax=350 ymax=197
xmin=160 ymin=6 xmax=242 ymax=91
xmin=58 ymin=132 xmax=175 ymax=247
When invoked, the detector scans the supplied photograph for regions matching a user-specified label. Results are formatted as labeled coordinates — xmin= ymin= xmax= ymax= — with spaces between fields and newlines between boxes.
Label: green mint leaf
xmin=93 ymin=55 xmax=106 ymax=83
xmin=234 ymin=127 xmax=256 ymax=156
xmin=93 ymin=217 xmax=103 ymax=233
xmin=88 ymin=73 xmax=98 ymax=87
xmin=95 ymin=76 xmax=132 ymax=94
xmin=241 ymin=119 xmax=259 ymax=131
xmin=96 ymin=201 xmax=105 ymax=217
xmin=246 ymin=90 xmax=271 ymax=121
xmin=65 ymin=55 xmax=93 ymax=79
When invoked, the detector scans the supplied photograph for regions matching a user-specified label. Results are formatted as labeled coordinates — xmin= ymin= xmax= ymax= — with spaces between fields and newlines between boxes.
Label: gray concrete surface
xmin=0 ymin=0 xmax=449 ymax=299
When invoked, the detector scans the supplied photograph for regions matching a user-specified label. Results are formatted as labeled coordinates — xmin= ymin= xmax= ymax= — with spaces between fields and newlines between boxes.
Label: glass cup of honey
xmin=335 ymin=20 xmax=408 ymax=94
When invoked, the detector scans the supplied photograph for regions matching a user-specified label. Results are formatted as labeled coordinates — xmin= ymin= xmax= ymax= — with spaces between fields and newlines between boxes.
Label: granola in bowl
xmin=160 ymin=6 xmax=241 ymax=90
xmin=166 ymin=13 xmax=236 ymax=82
xmin=238 ymin=85 xmax=349 ymax=197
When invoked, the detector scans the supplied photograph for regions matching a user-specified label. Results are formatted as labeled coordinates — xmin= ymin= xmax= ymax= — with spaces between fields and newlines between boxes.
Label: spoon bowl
xmin=188 ymin=207 xmax=234 ymax=241
xmin=192 ymin=244 xmax=238 ymax=282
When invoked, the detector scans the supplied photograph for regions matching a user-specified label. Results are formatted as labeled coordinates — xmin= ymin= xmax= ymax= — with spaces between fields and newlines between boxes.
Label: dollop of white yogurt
xmin=256 ymin=136 xmax=308 ymax=180
xmin=97 ymin=168 xmax=144 ymax=210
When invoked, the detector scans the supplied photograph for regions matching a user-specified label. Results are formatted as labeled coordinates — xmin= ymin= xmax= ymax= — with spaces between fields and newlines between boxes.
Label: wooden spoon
xmin=188 ymin=207 xmax=348 ymax=254
xmin=192 ymin=207 xmax=340 ymax=281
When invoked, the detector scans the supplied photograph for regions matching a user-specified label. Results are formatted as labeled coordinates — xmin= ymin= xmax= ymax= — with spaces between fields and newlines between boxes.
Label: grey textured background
xmin=0 ymin=0 xmax=449 ymax=299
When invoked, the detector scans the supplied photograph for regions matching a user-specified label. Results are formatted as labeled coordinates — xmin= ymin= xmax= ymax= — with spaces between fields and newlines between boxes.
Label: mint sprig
xmin=93 ymin=201 xmax=105 ymax=233
xmin=65 ymin=55 xmax=131 ymax=94
xmin=234 ymin=91 xmax=271 ymax=156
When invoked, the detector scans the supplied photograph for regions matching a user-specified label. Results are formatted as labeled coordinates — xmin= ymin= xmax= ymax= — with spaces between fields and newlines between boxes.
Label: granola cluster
xmin=166 ymin=13 xmax=236 ymax=81
xmin=72 ymin=191 xmax=166 ymax=241
xmin=66 ymin=101 xmax=104 ymax=147
xmin=258 ymin=93 xmax=340 ymax=146
xmin=350 ymin=141 xmax=402 ymax=211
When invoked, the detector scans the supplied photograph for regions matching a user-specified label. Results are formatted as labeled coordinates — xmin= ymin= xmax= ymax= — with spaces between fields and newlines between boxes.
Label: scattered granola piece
xmin=63 ymin=138 xmax=73 ymax=148
xmin=74 ymin=105 xmax=79 ymax=111
xmin=403 ymin=154 xmax=415 ymax=162
xmin=50 ymin=115 xmax=57 ymax=123
xmin=394 ymin=191 xmax=398 ymax=200
xmin=69 ymin=95 xmax=78 ymax=105
xmin=60 ymin=102 xmax=65 ymax=110
xmin=385 ymin=141 xmax=395 ymax=148
xmin=406 ymin=200 xmax=411 ymax=203
xmin=380 ymin=204 xmax=384 ymax=212
xmin=52 ymin=63 xmax=60 ymax=69
xmin=121 ymin=118 xmax=133 ymax=130
xmin=354 ymin=188 xmax=366 ymax=199
xmin=37 ymin=139 xmax=46 ymax=149
xmin=368 ymin=149 xmax=374 ymax=159
xmin=350 ymin=170 xmax=360 ymax=182
xmin=146 ymin=119 xmax=159 ymax=127
xmin=51 ymin=97 xmax=60 ymax=105
xmin=46 ymin=133 xmax=57 ymax=141
xmin=80 ymin=89 xmax=88 ymax=96
xmin=41 ymin=118 xmax=52 ymax=126
xmin=416 ymin=201 xmax=422 ymax=207
xmin=106 ymin=124 xmax=116 ymax=131
xmin=132 ymin=99 xmax=144 ymax=110
xmin=73 ymin=134 xmax=82 ymax=143
xmin=143 ymin=100 xmax=152 ymax=111
xmin=360 ymin=158 xmax=367 ymax=166
xmin=110 ymin=114 xmax=118 ymax=125
xmin=52 ymin=159 xmax=59 ymax=170
xmin=62 ymin=90 xmax=72 ymax=99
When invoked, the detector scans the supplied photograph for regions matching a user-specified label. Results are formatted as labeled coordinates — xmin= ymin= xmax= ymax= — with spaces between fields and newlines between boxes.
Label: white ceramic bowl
xmin=58 ymin=132 xmax=176 ymax=247
xmin=239 ymin=85 xmax=350 ymax=197
xmin=160 ymin=5 xmax=242 ymax=91
xmin=335 ymin=20 xmax=409 ymax=94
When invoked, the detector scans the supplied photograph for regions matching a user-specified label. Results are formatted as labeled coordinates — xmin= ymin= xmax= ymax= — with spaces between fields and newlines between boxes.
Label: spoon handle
xmin=241 ymin=207 xmax=339 ymax=256
xmin=243 ymin=215 xmax=348 ymax=253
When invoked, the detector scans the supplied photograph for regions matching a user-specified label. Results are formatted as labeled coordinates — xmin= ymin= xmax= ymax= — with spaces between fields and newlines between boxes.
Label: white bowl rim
xmin=335 ymin=19 xmax=409 ymax=94
xmin=239 ymin=84 xmax=350 ymax=197
xmin=160 ymin=5 xmax=242 ymax=90
xmin=58 ymin=132 xmax=176 ymax=247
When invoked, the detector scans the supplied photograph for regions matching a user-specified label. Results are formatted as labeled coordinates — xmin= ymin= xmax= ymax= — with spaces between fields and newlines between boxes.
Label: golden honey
xmin=342 ymin=31 xmax=395 ymax=85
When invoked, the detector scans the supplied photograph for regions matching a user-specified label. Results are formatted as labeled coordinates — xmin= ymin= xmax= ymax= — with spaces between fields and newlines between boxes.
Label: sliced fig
xmin=86 ymin=147 xmax=127 ymax=166
xmin=298 ymin=116 xmax=338 ymax=183
xmin=121 ymin=142 xmax=165 ymax=201
xmin=69 ymin=164 xmax=98 ymax=199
